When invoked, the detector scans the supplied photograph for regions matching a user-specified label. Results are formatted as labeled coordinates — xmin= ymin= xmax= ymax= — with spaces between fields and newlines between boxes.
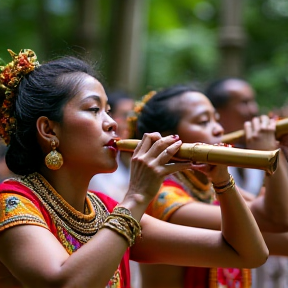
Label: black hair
xmin=136 ymin=85 xmax=199 ymax=139
xmin=6 ymin=56 xmax=97 ymax=175
xmin=205 ymin=77 xmax=245 ymax=109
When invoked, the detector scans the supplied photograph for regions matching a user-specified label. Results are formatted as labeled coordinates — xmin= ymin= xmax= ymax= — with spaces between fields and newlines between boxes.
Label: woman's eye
xmin=89 ymin=107 xmax=100 ymax=114
xmin=198 ymin=120 xmax=209 ymax=126
xmin=106 ymin=109 xmax=112 ymax=116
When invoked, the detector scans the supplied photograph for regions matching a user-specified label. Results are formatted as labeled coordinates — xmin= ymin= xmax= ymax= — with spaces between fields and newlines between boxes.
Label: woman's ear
xmin=36 ymin=116 xmax=60 ymax=152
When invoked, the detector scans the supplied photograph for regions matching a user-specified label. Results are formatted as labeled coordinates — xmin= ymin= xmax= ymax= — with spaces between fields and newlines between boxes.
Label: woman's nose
xmin=104 ymin=115 xmax=118 ymax=132
xmin=213 ymin=122 xmax=224 ymax=137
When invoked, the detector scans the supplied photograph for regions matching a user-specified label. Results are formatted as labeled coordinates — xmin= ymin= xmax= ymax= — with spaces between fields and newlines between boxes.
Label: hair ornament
xmin=133 ymin=90 xmax=157 ymax=114
xmin=127 ymin=90 xmax=157 ymax=139
xmin=0 ymin=49 xmax=39 ymax=145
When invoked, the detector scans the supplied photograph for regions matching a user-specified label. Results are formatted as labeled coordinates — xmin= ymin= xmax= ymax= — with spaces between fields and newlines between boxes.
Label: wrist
xmin=213 ymin=174 xmax=236 ymax=194
xmin=211 ymin=174 xmax=231 ymax=187
xmin=120 ymin=193 xmax=152 ymax=221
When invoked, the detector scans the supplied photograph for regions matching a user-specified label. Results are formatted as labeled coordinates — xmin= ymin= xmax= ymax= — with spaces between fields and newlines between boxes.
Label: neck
xmin=39 ymin=167 xmax=91 ymax=212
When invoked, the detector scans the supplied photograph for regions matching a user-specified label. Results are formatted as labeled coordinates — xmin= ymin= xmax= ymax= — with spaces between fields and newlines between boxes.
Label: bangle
xmin=213 ymin=174 xmax=235 ymax=194
xmin=101 ymin=206 xmax=142 ymax=247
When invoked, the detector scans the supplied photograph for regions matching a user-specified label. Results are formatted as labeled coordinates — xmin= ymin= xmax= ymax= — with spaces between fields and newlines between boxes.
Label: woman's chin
xmin=102 ymin=164 xmax=118 ymax=174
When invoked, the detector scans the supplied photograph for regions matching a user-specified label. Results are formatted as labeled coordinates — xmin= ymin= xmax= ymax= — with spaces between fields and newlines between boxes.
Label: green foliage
xmin=144 ymin=0 xmax=288 ymax=111
xmin=145 ymin=25 xmax=219 ymax=89
xmin=244 ymin=0 xmax=288 ymax=111
xmin=0 ymin=0 xmax=287 ymax=111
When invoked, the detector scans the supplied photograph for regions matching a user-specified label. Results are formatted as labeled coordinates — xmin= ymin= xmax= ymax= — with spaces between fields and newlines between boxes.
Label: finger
xmin=158 ymin=140 xmax=182 ymax=165
xmin=260 ymin=115 xmax=270 ymax=128
xmin=162 ymin=161 xmax=193 ymax=175
xmin=251 ymin=117 xmax=261 ymax=136
xmin=244 ymin=121 xmax=253 ymax=140
xmin=267 ymin=117 xmax=276 ymax=130
xmin=190 ymin=163 xmax=214 ymax=174
xmin=148 ymin=135 xmax=181 ymax=159
xmin=134 ymin=132 xmax=161 ymax=154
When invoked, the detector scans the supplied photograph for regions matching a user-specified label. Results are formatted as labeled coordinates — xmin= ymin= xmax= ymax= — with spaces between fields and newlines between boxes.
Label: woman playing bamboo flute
xmin=0 ymin=49 xmax=268 ymax=288
xmin=130 ymin=85 xmax=288 ymax=288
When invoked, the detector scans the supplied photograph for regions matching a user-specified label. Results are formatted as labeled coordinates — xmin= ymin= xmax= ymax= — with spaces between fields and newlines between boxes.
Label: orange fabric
xmin=0 ymin=193 xmax=49 ymax=232
xmin=146 ymin=179 xmax=194 ymax=221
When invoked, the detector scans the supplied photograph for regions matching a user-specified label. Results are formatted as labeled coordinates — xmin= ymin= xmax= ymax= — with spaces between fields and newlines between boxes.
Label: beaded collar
xmin=169 ymin=170 xmax=215 ymax=203
xmin=15 ymin=172 xmax=109 ymax=242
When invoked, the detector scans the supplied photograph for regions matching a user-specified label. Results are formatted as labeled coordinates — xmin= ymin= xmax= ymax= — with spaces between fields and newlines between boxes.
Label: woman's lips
xmin=105 ymin=139 xmax=119 ymax=152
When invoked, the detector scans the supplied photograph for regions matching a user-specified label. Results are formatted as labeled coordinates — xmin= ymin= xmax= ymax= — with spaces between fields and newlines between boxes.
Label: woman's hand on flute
xmin=244 ymin=115 xmax=278 ymax=151
xmin=246 ymin=115 xmax=288 ymax=231
xmin=189 ymin=161 xmax=230 ymax=187
xmin=121 ymin=133 xmax=193 ymax=220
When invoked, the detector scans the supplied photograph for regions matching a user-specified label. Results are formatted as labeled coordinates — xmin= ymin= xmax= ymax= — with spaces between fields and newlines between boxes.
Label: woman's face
xmin=176 ymin=92 xmax=224 ymax=144
xmin=56 ymin=74 xmax=118 ymax=175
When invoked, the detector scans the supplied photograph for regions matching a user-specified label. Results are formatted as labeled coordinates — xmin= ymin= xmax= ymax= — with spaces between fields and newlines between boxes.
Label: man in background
xmin=205 ymin=77 xmax=262 ymax=196
xmin=205 ymin=77 xmax=288 ymax=288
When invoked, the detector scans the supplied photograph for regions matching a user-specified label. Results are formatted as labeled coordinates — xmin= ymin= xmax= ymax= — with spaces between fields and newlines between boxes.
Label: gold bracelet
xmin=101 ymin=206 xmax=142 ymax=247
xmin=102 ymin=216 xmax=135 ymax=246
xmin=213 ymin=174 xmax=235 ymax=194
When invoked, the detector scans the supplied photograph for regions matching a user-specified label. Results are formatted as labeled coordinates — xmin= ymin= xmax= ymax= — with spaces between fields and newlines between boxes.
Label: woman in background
xmin=130 ymin=85 xmax=288 ymax=288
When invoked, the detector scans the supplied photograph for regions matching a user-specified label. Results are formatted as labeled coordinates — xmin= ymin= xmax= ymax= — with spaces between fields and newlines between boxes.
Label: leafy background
xmin=0 ymin=0 xmax=287 ymax=113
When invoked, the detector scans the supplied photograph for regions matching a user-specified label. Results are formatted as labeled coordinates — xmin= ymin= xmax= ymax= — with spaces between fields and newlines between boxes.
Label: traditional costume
xmin=0 ymin=172 xmax=130 ymax=288
xmin=146 ymin=170 xmax=251 ymax=288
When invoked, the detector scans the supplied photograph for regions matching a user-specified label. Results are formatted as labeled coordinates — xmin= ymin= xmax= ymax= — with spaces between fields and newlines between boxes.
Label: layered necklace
xmin=15 ymin=172 xmax=109 ymax=243
xmin=171 ymin=169 xmax=215 ymax=203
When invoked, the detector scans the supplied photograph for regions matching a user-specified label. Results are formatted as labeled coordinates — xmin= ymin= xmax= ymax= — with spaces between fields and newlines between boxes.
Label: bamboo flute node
xmin=116 ymin=139 xmax=279 ymax=175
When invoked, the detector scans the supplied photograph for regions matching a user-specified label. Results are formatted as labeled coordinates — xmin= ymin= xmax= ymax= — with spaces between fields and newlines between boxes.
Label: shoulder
xmin=0 ymin=178 xmax=50 ymax=233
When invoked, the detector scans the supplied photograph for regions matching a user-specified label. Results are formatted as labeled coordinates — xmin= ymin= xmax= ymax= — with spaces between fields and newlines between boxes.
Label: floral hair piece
xmin=127 ymin=90 xmax=157 ymax=139
xmin=0 ymin=49 xmax=39 ymax=145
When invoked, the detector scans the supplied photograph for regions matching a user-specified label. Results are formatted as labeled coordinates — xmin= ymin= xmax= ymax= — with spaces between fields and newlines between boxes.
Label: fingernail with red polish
xmin=172 ymin=134 xmax=179 ymax=139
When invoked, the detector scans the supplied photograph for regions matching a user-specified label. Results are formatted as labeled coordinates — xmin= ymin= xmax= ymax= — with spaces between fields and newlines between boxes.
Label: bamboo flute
xmin=116 ymin=139 xmax=279 ymax=175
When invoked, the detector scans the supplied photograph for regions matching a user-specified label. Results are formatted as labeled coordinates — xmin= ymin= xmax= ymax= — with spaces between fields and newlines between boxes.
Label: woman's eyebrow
xmin=81 ymin=95 xmax=101 ymax=104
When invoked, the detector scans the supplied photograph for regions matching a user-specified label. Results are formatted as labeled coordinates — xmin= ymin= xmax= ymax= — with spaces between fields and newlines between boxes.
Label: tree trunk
xmin=218 ymin=0 xmax=246 ymax=77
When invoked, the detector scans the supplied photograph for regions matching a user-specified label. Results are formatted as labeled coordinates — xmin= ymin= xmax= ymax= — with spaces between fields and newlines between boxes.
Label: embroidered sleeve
xmin=0 ymin=193 xmax=49 ymax=232
xmin=146 ymin=183 xmax=194 ymax=221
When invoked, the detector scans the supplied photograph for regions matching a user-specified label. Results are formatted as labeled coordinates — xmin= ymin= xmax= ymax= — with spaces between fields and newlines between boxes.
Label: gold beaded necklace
xmin=172 ymin=170 xmax=215 ymax=203
xmin=15 ymin=172 xmax=109 ymax=242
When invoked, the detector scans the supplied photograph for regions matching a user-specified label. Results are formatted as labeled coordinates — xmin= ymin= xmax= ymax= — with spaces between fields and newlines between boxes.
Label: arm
xmin=262 ymin=232 xmax=288 ymax=256
xmin=244 ymin=115 xmax=288 ymax=232
xmin=131 ymin=208 xmax=268 ymax=269
xmin=131 ymin=162 xmax=268 ymax=268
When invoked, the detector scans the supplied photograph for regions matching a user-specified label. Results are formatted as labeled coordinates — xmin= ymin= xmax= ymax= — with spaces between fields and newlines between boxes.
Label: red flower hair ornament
xmin=0 ymin=49 xmax=39 ymax=145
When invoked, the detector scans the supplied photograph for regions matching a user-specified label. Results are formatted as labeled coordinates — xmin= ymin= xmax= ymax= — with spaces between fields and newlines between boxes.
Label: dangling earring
xmin=45 ymin=140 xmax=63 ymax=170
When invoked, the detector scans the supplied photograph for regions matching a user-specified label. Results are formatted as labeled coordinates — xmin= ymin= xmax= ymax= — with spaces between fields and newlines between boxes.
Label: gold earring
xmin=45 ymin=140 xmax=63 ymax=170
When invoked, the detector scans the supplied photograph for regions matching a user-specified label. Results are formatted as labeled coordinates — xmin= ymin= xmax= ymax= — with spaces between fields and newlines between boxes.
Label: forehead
xmin=224 ymin=80 xmax=255 ymax=102
xmin=71 ymin=74 xmax=107 ymax=103
xmin=177 ymin=92 xmax=214 ymax=115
